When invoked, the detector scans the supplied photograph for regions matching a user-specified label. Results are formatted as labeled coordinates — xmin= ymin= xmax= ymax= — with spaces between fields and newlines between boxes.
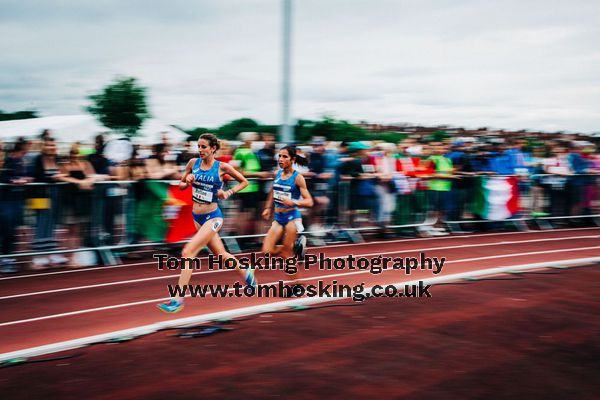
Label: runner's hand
xmin=218 ymin=189 xmax=233 ymax=200
xmin=262 ymin=208 xmax=272 ymax=220
xmin=280 ymin=197 xmax=295 ymax=207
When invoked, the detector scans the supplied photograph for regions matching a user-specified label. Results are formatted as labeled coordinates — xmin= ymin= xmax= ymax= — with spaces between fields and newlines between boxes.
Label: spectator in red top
xmin=215 ymin=140 xmax=233 ymax=182
xmin=396 ymin=141 xmax=434 ymax=182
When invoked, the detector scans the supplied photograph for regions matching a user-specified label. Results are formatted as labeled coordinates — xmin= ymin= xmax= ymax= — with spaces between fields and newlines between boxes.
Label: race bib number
xmin=273 ymin=190 xmax=292 ymax=201
xmin=210 ymin=218 xmax=223 ymax=232
xmin=193 ymin=187 xmax=213 ymax=203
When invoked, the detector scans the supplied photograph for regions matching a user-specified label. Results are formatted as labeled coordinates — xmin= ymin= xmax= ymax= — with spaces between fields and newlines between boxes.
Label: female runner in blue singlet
xmin=262 ymin=145 xmax=313 ymax=295
xmin=158 ymin=134 xmax=255 ymax=313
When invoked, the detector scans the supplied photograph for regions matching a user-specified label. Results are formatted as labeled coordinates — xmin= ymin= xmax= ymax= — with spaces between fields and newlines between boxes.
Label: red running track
xmin=1 ymin=258 xmax=598 ymax=399
xmin=0 ymin=227 xmax=599 ymax=356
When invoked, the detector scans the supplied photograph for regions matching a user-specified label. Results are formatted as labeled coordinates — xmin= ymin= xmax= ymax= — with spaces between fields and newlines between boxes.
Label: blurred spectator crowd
xmin=1 ymin=129 xmax=599 ymax=273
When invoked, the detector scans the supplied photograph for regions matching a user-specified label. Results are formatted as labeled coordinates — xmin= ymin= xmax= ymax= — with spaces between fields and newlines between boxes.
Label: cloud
xmin=0 ymin=0 xmax=598 ymax=132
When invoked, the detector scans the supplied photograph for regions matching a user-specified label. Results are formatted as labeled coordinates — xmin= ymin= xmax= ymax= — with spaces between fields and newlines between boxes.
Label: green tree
xmin=186 ymin=116 xmax=408 ymax=144
xmin=0 ymin=109 xmax=39 ymax=121
xmin=296 ymin=116 xmax=369 ymax=142
xmin=421 ymin=130 xmax=449 ymax=143
xmin=216 ymin=118 xmax=260 ymax=140
xmin=432 ymin=130 xmax=449 ymax=142
xmin=186 ymin=119 xmax=279 ymax=141
xmin=86 ymin=77 xmax=150 ymax=138
xmin=254 ymin=124 xmax=279 ymax=136
xmin=372 ymin=131 xmax=407 ymax=144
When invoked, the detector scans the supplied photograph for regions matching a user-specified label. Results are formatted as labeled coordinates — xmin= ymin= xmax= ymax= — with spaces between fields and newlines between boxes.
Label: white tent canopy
xmin=0 ymin=114 xmax=189 ymax=145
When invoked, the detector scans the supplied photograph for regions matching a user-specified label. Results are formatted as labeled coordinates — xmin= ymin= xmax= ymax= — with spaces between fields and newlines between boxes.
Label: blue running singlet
xmin=273 ymin=169 xmax=301 ymax=209
xmin=191 ymin=159 xmax=222 ymax=204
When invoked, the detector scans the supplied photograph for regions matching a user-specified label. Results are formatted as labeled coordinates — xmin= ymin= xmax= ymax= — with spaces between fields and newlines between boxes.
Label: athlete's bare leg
xmin=173 ymin=219 xmax=221 ymax=302
xmin=207 ymin=232 xmax=245 ymax=279
xmin=281 ymin=221 xmax=299 ymax=281
xmin=262 ymin=222 xmax=285 ymax=256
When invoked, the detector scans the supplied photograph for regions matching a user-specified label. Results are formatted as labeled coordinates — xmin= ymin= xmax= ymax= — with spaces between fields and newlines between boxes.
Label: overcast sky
xmin=1 ymin=0 xmax=599 ymax=133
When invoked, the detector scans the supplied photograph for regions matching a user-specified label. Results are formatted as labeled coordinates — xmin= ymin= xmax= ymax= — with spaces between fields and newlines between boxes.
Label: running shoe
xmin=245 ymin=269 xmax=258 ymax=290
xmin=293 ymin=235 xmax=307 ymax=260
xmin=157 ymin=299 xmax=184 ymax=313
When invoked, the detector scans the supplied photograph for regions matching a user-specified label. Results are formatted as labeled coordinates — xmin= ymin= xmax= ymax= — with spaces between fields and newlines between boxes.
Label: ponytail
xmin=281 ymin=145 xmax=308 ymax=166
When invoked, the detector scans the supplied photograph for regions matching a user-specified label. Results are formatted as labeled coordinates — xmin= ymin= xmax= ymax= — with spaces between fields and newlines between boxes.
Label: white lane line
xmin=1 ymin=235 xmax=598 ymax=300
xmin=2 ymin=227 xmax=598 ymax=281
xmin=0 ymin=246 xmax=599 ymax=327
xmin=1 ymin=256 xmax=598 ymax=363
xmin=0 ymin=270 xmax=223 ymax=300
xmin=302 ymin=226 xmax=600 ymax=249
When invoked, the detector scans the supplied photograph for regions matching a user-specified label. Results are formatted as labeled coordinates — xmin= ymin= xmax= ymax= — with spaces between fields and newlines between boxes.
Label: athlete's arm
xmin=179 ymin=159 xmax=195 ymax=190
xmin=219 ymin=162 xmax=249 ymax=199
xmin=293 ymin=174 xmax=314 ymax=208
xmin=262 ymin=188 xmax=274 ymax=220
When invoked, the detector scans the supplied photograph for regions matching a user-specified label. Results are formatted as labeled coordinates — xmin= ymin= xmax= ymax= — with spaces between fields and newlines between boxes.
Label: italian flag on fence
xmin=135 ymin=182 xmax=197 ymax=243
xmin=472 ymin=176 xmax=520 ymax=220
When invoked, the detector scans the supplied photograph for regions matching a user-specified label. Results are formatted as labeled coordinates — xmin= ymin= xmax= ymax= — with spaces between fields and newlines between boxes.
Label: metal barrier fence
xmin=1 ymin=173 xmax=598 ymax=265
xmin=441 ymin=173 xmax=600 ymax=231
